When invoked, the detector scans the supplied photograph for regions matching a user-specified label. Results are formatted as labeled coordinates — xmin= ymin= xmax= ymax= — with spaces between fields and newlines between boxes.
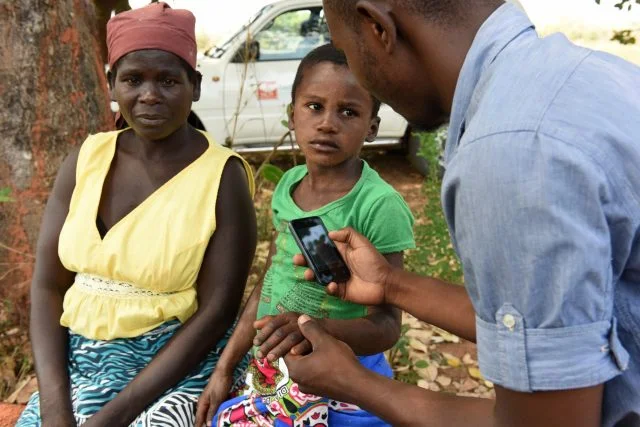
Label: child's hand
xmin=253 ymin=313 xmax=312 ymax=361
xmin=195 ymin=369 xmax=234 ymax=427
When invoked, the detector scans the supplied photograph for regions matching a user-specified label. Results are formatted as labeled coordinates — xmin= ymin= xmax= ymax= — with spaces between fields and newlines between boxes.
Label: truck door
xmin=223 ymin=6 xmax=330 ymax=149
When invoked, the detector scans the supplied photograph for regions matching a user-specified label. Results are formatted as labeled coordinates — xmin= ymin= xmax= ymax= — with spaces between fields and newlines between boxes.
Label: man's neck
xmin=407 ymin=4 xmax=502 ymax=115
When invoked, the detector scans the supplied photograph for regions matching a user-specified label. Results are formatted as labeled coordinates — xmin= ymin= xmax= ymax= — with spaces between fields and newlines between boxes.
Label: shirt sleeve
xmin=362 ymin=192 xmax=416 ymax=254
xmin=442 ymin=131 xmax=630 ymax=392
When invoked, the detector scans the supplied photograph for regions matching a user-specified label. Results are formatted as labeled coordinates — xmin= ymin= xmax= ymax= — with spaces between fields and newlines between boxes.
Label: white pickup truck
xmin=189 ymin=0 xmax=426 ymax=172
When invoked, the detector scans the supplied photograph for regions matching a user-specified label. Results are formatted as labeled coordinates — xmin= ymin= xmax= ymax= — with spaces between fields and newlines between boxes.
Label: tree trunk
xmin=0 ymin=0 xmax=113 ymax=325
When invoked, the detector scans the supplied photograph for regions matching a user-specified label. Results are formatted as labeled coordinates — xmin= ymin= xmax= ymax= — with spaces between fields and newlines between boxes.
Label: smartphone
xmin=288 ymin=216 xmax=351 ymax=286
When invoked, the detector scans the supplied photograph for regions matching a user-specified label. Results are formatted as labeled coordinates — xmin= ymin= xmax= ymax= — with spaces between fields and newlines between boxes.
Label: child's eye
xmin=161 ymin=79 xmax=176 ymax=87
xmin=307 ymin=103 xmax=322 ymax=111
xmin=123 ymin=77 xmax=141 ymax=86
xmin=342 ymin=109 xmax=358 ymax=117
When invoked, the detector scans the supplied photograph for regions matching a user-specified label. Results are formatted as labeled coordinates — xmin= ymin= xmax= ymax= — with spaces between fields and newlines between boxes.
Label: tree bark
xmin=0 ymin=0 xmax=113 ymax=323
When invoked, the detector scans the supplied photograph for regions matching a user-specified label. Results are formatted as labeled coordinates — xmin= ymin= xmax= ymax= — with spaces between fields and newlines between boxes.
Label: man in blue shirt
xmin=283 ymin=1 xmax=640 ymax=426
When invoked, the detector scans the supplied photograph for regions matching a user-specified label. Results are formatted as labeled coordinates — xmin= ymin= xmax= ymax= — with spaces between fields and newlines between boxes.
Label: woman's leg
xmin=15 ymin=393 xmax=42 ymax=427
xmin=131 ymin=324 xmax=249 ymax=426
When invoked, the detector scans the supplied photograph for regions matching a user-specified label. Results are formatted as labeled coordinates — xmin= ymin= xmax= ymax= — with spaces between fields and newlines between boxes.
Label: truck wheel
xmin=405 ymin=132 xmax=429 ymax=176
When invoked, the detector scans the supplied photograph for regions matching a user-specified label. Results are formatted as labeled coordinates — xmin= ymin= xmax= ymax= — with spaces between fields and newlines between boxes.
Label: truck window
xmin=252 ymin=7 xmax=330 ymax=61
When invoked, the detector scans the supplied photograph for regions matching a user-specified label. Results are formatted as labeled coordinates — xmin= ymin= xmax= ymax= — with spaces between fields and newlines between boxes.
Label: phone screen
xmin=289 ymin=217 xmax=350 ymax=285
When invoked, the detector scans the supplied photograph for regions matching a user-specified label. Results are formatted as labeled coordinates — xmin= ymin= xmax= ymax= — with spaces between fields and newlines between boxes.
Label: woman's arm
xmin=195 ymin=235 xmax=278 ymax=426
xmin=30 ymin=149 xmax=79 ymax=426
xmin=254 ymin=252 xmax=403 ymax=358
xmin=88 ymin=158 xmax=257 ymax=426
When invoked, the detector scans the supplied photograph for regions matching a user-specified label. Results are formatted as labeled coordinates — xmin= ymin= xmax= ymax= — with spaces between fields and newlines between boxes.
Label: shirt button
xmin=503 ymin=314 xmax=516 ymax=331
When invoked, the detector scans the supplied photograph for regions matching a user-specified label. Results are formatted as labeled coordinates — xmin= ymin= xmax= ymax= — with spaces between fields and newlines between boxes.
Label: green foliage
xmin=595 ymin=0 xmax=639 ymax=10
xmin=260 ymin=163 xmax=285 ymax=185
xmin=407 ymin=127 xmax=463 ymax=286
xmin=389 ymin=324 xmax=422 ymax=384
xmin=416 ymin=127 xmax=447 ymax=182
xmin=612 ymin=29 xmax=637 ymax=44
xmin=0 ymin=187 xmax=13 ymax=202
xmin=595 ymin=0 xmax=639 ymax=44
xmin=257 ymin=10 xmax=310 ymax=52
xmin=406 ymin=179 xmax=464 ymax=285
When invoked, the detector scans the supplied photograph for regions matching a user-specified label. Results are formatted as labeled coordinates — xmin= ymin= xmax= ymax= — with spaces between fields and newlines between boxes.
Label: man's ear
xmin=193 ymin=71 xmax=203 ymax=102
xmin=287 ymin=103 xmax=295 ymax=131
xmin=355 ymin=0 xmax=397 ymax=55
xmin=365 ymin=116 xmax=381 ymax=142
xmin=107 ymin=70 xmax=116 ymax=102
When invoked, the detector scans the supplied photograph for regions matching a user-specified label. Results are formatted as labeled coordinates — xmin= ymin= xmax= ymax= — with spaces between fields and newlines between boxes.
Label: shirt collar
xmin=444 ymin=3 xmax=535 ymax=163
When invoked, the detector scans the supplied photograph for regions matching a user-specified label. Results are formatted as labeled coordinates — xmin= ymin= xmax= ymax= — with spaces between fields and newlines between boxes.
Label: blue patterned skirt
xmin=16 ymin=321 xmax=247 ymax=426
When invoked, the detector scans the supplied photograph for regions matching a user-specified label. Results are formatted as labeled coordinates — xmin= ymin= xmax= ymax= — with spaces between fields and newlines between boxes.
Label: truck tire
xmin=405 ymin=132 xmax=430 ymax=176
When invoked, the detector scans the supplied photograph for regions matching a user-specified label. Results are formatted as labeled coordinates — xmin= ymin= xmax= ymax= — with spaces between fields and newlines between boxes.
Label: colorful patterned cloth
xmin=213 ymin=354 xmax=392 ymax=427
xmin=16 ymin=321 xmax=248 ymax=426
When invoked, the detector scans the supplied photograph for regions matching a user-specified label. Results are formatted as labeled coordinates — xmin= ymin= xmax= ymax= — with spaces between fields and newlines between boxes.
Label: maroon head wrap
xmin=106 ymin=2 xmax=197 ymax=70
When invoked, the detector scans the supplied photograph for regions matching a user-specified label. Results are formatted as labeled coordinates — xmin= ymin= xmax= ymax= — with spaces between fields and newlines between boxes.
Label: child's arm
xmin=253 ymin=252 xmax=403 ymax=359
xmin=195 ymin=234 xmax=277 ymax=427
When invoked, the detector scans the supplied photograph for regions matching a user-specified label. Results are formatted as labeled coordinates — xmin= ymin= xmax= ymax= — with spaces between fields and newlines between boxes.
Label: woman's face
xmin=290 ymin=62 xmax=379 ymax=168
xmin=109 ymin=49 xmax=200 ymax=141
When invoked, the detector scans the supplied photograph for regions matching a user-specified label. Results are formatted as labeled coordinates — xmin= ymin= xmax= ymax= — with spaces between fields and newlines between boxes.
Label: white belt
xmin=74 ymin=273 xmax=176 ymax=297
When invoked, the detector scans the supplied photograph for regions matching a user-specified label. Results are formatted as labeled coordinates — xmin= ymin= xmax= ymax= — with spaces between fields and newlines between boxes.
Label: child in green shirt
xmin=197 ymin=43 xmax=415 ymax=427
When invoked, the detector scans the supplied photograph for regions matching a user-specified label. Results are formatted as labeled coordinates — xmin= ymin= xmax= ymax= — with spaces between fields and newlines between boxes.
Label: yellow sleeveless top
xmin=58 ymin=130 xmax=254 ymax=340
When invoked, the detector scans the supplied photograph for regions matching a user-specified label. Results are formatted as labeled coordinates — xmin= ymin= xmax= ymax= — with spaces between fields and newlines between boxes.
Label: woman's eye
xmin=123 ymin=77 xmax=140 ymax=86
xmin=342 ymin=109 xmax=357 ymax=117
xmin=162 ymin=79 xmax=176 ymax=86
xmin=307 ymin=103 xmax=322 ymax=111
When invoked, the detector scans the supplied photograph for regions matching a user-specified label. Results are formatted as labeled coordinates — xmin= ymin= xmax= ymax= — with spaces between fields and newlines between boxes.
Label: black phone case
xmin=288 ymin=217 xmax=350 ymax=285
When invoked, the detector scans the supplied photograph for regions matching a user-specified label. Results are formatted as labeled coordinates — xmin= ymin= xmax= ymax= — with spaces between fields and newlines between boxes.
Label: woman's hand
xmin=253 ymin=313 xmax=312 ymax=361
xmin=195 ymin=370 xmax=234 ymax=427
xmin=293 ymin=227 xmax=393 ymax=306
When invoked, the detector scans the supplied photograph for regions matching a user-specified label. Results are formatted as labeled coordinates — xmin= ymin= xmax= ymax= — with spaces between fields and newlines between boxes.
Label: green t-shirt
xmin=257 ymin=161 xmax=415 ymax=321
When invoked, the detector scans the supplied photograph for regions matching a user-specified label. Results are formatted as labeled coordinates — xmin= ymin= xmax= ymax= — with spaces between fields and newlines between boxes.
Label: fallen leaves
xmin=5 ymin=376 xmax=37 ymax=404
xmin=468 ymin=367 xmax=483 ymax=380
xmin=390 ymin=313 xmax=495 ymax=400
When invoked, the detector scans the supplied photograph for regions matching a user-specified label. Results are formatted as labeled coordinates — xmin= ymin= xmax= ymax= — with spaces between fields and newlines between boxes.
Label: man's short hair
xmin=324 ymin=0 xmax=502 ymax=27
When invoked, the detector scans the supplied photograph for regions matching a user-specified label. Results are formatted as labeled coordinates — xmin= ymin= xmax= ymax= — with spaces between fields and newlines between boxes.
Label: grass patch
xmin=405 ymin=178 xmax=463 ymax=285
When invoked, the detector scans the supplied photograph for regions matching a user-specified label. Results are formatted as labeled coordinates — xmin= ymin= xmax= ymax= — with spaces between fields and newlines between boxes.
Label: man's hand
xmin=293 ymin=227 xmax=392 ymax=306
xmin=195 ymin=370 xmax=234 ymax=427
xmin=284 ymin=315 xmax=366 ymax=402
xmin=253 ymin=313 xmax=312 ymax=360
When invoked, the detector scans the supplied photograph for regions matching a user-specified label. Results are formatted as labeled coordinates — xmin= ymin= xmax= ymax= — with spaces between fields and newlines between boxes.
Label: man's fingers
xmin=293 ymin=254 xmax=307 ymax=266
xmin=328 ymin=227 xmax=353 ymax=243
xmin=325 ymin=282 xmax=348 ymax=300
xmin=290 ymin=339 xmax=313 ymax=356
xmin=296 ymin=315 xmax=328 ymax=348
xmin=326 ymin=282 xmax=339 ymax=296
xmin=303 ymin=268 xmax=315 ymax=281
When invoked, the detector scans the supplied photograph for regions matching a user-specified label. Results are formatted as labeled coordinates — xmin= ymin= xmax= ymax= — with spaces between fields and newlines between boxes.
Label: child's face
xmin=290 ymin=63 xmax=379 ymax=167
xmin=109 ymin=49 xmax=200 ymax=141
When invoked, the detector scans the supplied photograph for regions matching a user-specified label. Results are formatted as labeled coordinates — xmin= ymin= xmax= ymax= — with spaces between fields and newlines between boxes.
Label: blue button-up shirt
xmin=442 ymin=4 xmax=640 ymax=425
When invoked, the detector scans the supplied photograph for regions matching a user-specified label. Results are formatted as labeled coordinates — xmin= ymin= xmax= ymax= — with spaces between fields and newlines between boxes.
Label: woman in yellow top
xmin=17 ymin=3 xmax=257 ymax=426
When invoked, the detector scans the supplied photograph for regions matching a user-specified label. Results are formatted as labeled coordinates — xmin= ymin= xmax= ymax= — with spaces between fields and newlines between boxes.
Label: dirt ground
xmin=0 ymin=150 xmax=492 ymax=424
